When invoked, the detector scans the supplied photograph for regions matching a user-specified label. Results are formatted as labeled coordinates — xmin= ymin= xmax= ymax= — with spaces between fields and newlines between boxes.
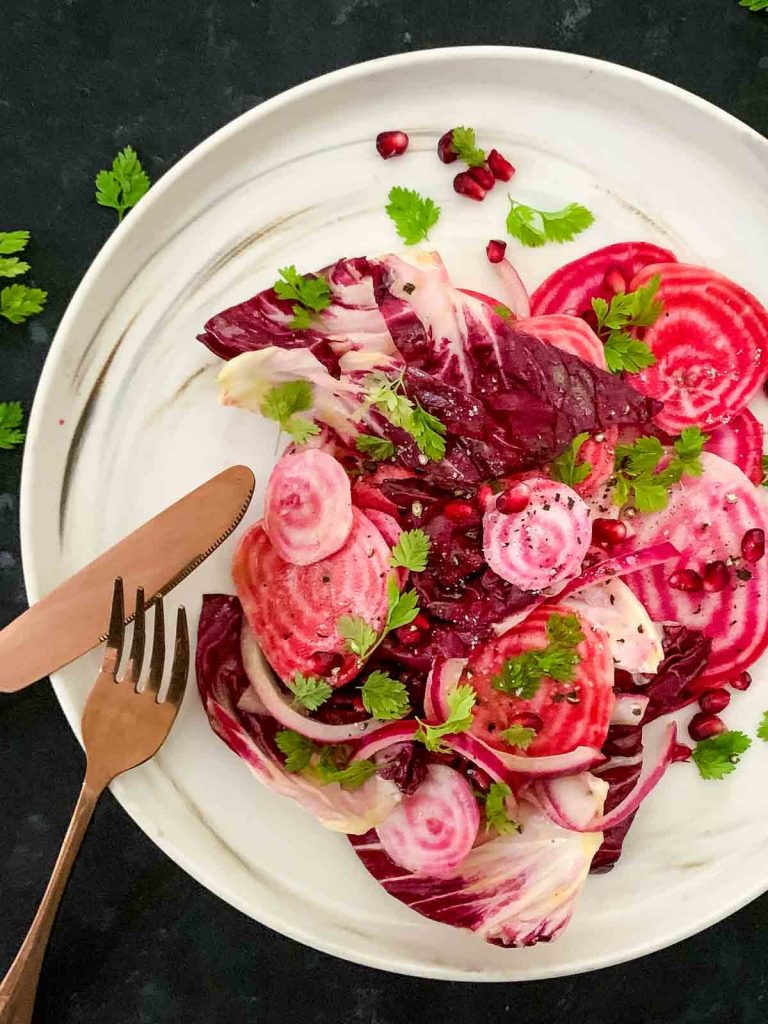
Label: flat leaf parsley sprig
xmin=0 ymin=230 xmax=47 ymax=327
xmin=491 ymin=612 xmax=585 ymax=701
xmin=506 ymin=199 xmax=594 ymax=248
xmin=592 ymin=275 xmax=662 ymax=374
xmin=364 ymin=369 xmax=446 ymax=461
xmin=95 ymin=146 xmax=151 ymax=222
xmin=259 ymin=379 xmax=320 ymax=444
xmin=613 ymin=426 xmax=708 ymax=514
xmin=273 ymin=265 xmax=332 ymax=330
xmin=386 ymin=187 xmax=441 ymax=246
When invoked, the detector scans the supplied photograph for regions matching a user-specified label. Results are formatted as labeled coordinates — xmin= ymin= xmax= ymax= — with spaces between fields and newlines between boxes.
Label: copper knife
xmin=0 ymin=464 xmax=254 ymax=692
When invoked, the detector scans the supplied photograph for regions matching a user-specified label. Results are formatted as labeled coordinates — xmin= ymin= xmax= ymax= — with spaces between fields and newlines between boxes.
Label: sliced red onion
xmin=449 ymin=732 xmax=605 ymax=780
xmin=532 ymin=723 xmax=677 ymax=832
xmin=264 ymin=448 xmax=353 ymax=565
xmin=491 ymin=258 xmax=531 ymax=318
xmin=424 ymin=657 xmax=467 ymax=724
xmin=483 ymin=478 xmax=590 ymax=591
xmin=610 ymin=693 xmax=650 ymax=726
xmin=351 ymin=720 xmax=419 ymax=761
xmin=559 ymin=541 xmax=680 ymax=599
xmin=527 ymin=772 xmax=608 ymax=829
xmin=376 ymin=765 xmax=480 ymax=878
xmin=240 ymin=625 xmax=379 ymax=744
xmin=237 ymin=686 xmax=268 ymax=715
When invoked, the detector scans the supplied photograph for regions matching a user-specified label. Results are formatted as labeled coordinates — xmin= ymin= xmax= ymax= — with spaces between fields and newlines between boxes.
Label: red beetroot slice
xmin=629 ymin=263 xmax=768 ymax=432
xmin=623 ymin=452 xmax=768 ymax=682
xmin=376 ymin=765 xmax=480 ymax=878
xmin=466 ymin=603 xmax=614 ymax=756
xmin=264 ymin=448 xmax=353 ymax=565
xmin=516 ymin=314 xmax=607 ymax=369
xmin=704 ymin=408 xmax=764 ymax=485
xmin=529 ymin=241 xmax=677 ymax=317
xmin=233 ymin=509 xmax=390 ymax=686
xmin=483 ymin=478 xmax=590 ymax=591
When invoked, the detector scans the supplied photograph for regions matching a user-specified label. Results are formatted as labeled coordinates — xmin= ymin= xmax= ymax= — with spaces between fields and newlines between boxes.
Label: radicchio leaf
xmin=642 ymin=624 xmax=712 ymax=722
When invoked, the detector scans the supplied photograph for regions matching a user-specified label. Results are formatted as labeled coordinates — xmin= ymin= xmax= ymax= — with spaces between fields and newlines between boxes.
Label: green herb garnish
xmin=592 ymin=276 xmax=661 ymax=374
xmin=385 ymin=186 xmax=441 ymax=246
xmin=492 ymin=612 xmax=585 ymax=699
xmin=506 ymin=200 xmax=594 ymax=248
xmin=415 ymin=684 xmax=476 ymax=752
xmin=360 ymin=670 xmax=410 ymax=721
xmin=550 ymin=432 xmax=591 ymax=487
xmin=484 ymin=782 xmax=520 ymax=835
xmin=692 ymin=730 xmax=751 ymax=780
xmin=259 ymin=379 xmax=320 ymax=444
xmin=95 ymin=146 xmax=151 ymax=222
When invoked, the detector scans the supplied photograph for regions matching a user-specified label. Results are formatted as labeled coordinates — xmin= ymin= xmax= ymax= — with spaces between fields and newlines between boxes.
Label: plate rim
xmin=19 ymin=45 xmax=768 ymax=981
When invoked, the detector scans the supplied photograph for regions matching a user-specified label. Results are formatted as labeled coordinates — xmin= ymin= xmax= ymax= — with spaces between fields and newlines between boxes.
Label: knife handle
xmin=0 ymin=780 xmax=103 ymax=1023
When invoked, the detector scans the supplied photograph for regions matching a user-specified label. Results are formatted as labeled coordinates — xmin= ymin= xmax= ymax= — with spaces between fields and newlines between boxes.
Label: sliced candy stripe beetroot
xmin=233 ymin=510 xmax=391 ymax=686
xmin=516 ymin=314 xmax=607 ymax=369
xmin=361 ymin=508 xmax=406 ymax=587
xmin=629 ymin=263 xmax=768 ymax=432
xmin=483 ymin=478 xmax=590 ymax=591
xmin=466 ymin=603 xmax=614 ymax=757
xmin=264 ymin=449 xmax=353 ymax=565
xmin=623 ymin=453 xmax=768 ymax=682
xmin=704 ymin=408 xmax=764 ymax=485
xmin=376 ymin=765 xmax=480 ymax=878
xmin=529 ymin=241 xmax=677 ymax=317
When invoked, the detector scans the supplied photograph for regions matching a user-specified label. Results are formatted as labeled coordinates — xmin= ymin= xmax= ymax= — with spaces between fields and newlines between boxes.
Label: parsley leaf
xmin=757 ymin=711 xmax=768 ymax=741
xmin=484 ymin=782 xmax=520 ymax=835
xmin=506 ymin=200 xmax=594 ymax=248
xmin=386 ymin=579 xmax=420 ymax=631
xmin=673 ymin=427 xmax=708 ymax=477
xmin=592 ymin=276 xmax=661 ymax=374
xmin=274 ymin=265 xmax=331 ymax=315
xmin=364 ymin=371 xmax=446 ymax=461
xmin=289 ymin=305 xmax=313 ymax=330
xmin=275 ymin=729 xmax=315 ymax=772
xmin=337 ymin=615 xmax=379 ymax=660
xmin=95 ymin=146 xmax=151 ymax=221
xmin=499 ymin=723 xmax=537 ymax=750
xmin=0 ymin=257 xmax=31 ymax=279
xmin=615 ymin=435 xmax=664 ymax=476
xmin=762 ymin=454 xmax=768 ymax=488
xmin=385 ymin=186 xmax=441 ymax=246
xmin=259 ymin=379 xmax=319 ymax=444
xmin=360 ymin=670 xmax=410 ymax=720
xmin=287 ymin=672 xmax=332 ymax=711
xmin=315 ymin=747 xmax=379 ymax=789
xmin=692 ymin=730 xmax=751 ymax=780
xmin=0 ymin=231 xmax=30 ymax=255
xmin=0 ymin=402 xmax=25 ymax=450
xmin=740 ymin=0 xmax=768 ymax=10
xmin=603 ymin=333 xmax=657 ymax=374
xmin=356 ymin=434 xmax=396 ymax=461
xmin=550 ymin=432 xmax=591 ymax=487
xmin=0 ymin=284 xmax=47 ymax=325
xmin=613 ymin=428 xmax=708 ymax=512
xmin=390 ymin=529 xmax=431 ymax=572
xmin=492 ymin=612 xmax=585 ymax=699
xmin=451 ymin=126 xmax=486 ymax=167
xmin=494 ymin=303 xmax=513 ymax=320
xmin=415 ymin=684 xmax=476 ymax=752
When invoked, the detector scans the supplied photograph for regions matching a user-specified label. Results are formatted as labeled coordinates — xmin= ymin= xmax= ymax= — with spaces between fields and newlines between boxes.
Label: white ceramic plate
xmin=21 ymin=47 xmax=768 ymax=981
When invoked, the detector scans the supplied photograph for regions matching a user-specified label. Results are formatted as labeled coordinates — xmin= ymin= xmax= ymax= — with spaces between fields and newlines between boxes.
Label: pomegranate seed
xmin=476 ymin=482 xmax=496 ymax=509
xmin=412 ymin=612 xmax=431 ymax=632
xmin=437 ymin=129 xmax=458 ymax=163
xmin=486 ymin=148 xmax=515 ymax=181
xmin=496 ymin=483 xmax=530 ymax=515
xmin=668 ymin=569 xmax=704 ymax=592
xmin=592 ymin=518 xmax=628 ymax=547
xmin=603 ymin=267 xmax=627 ymax=294
xmin=516 ymin=712 xmax=543 ymax=733
xmin=730 ymin=670 xmax=752 ymax=691
xmin=375 ymin=130 xmax=409 ymax=159
xmin=469 ymin=164 xmax=495 ymax=190
xmin=466 ymin=766 xmax=492 ymax=791
xmin=671 ymin=743 xmax=693 ymax=763
xmin=742 ymin=527 xmax=765 ymax=563
xmin=453 ymin=171 xmax=486 ymax=201
xmin=702 ymin=559 xmax=730 ymax=592
xmin=486 ymin=239 xmax=507 ymax=264
xmin=306 ymin=651 xmax=344 ymax=676
xmin=698 ymin=688 xmax=731 ymax=714
xmin=688 ymin=712 xmax=725 ymax=742
xmin=395 ymin=624 xmax=424 ymax=646
xmin=443 ymin=500 xmax=477 ymax=523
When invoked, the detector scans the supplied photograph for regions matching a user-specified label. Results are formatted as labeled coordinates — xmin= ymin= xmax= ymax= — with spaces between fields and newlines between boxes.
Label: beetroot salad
xmin=193 ymin=127 xmax=768 ymax=948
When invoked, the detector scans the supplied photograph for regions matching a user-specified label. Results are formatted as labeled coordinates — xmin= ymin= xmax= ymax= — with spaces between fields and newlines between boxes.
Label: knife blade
xmin=0 ymin=464 xmax=254 ymax=692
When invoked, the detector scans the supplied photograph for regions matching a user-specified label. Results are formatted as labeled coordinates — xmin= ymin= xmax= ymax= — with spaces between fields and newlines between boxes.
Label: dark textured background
xmin=2 ymin=1 xmax=768 ymax=1021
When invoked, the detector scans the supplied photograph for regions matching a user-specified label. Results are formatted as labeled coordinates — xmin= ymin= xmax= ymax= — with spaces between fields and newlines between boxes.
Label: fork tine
xmin=101 ymin=578 xmax=125 ymax=676
xmin=145 ymin=598 xmax=165 ymax=696
xmin=125 ymin=587 xmax=146 ymax=690
xmin=165 ymin=606 xmax=189 ymax=707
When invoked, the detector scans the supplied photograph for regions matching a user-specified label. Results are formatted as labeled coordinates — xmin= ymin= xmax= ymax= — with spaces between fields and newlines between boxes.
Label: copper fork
xmin=0 ymin=579 xmax=189 ymax=1024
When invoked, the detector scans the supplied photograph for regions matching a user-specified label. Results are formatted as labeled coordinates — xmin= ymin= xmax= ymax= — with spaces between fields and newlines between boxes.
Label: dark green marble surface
xmin=2 ymin=1 xmax=768 ymax=1020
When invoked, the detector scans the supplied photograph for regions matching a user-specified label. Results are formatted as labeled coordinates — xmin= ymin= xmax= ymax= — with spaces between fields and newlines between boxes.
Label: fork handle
xmin=0 ymin=779 xmax=104 ymax=1024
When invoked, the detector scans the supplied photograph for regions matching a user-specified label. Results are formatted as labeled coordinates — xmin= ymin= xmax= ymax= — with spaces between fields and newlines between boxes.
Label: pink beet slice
xmin=623 ymin=452 xmax=768 ymax=682
xmin=629 ymin=264 xmax=768 ymax=433
xmin=483 ymin=478 xmax=590 ymax=591
xmin=264 ymin=448 xmax=353 ymax=565
xmin=704 ymin=408 xmax=764 ymax=485
xmin=530 ymin=241 xmax=677 ymax=317
xmin=233 ymin=509 xmax=390 ymax=686
xmin=467 ymin=603 xmax=614 ymax=756
xmin=517 ymin=314 xmax=607 ymax=368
